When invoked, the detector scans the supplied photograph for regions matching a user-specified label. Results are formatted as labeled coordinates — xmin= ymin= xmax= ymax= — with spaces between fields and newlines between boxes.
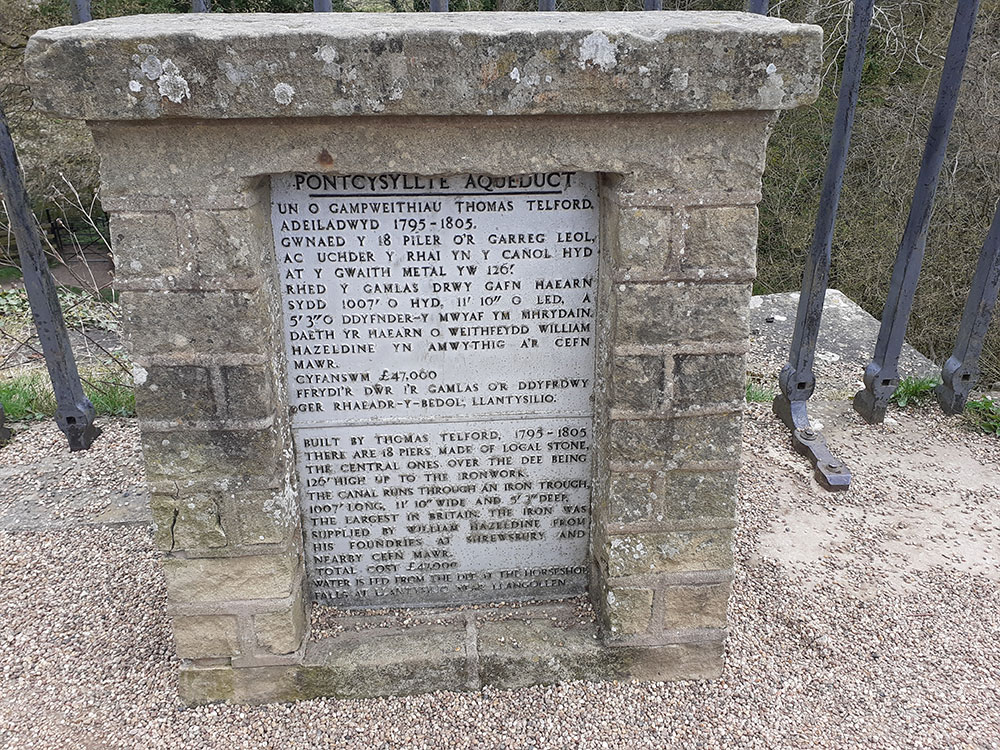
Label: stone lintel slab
xmin=26 ymin=12 xmax=821 ymax=122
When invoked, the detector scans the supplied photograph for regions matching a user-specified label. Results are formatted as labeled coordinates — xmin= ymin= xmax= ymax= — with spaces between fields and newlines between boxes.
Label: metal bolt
xmin=800 ymin=428 xmax=817 ymax=440
xmin=826 ymin=460 xmax=846 ymax=474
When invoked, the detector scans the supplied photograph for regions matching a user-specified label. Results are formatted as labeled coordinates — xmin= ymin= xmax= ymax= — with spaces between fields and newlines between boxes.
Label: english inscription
xmin=272 ymin=171 xmax=599 ymax=607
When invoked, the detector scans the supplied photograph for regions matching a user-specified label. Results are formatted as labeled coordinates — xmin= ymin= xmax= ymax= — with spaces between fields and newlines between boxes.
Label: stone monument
xmin=25 ymin=12 xmax=821 ymax=703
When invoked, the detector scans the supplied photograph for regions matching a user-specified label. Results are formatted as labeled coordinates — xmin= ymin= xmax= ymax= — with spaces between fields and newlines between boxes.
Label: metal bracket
xmin=773 ymin=394 xmax=851 ymax=491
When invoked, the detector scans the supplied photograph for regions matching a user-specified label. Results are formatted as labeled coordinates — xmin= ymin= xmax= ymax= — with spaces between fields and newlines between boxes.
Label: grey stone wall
xmin=26 ymin=13 xmax=821 ymax=703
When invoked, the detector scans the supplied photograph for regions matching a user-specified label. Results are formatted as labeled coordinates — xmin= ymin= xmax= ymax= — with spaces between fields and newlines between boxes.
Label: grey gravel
xmin=2 ymin=383 xmax=1000 ymax=748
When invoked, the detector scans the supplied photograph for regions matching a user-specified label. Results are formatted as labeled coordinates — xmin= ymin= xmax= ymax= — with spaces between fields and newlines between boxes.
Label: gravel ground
xmin=2 ymin=396 xmax=998 ymax=749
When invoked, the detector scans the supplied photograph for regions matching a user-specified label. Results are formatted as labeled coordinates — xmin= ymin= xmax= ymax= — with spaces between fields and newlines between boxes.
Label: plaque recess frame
xmin=25 ymin=11 xmax=822 ymax=704
xmin=272 ymin=170 xmax=602 ymax=608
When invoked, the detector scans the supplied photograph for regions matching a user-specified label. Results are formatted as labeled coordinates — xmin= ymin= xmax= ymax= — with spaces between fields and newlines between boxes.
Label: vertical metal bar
xmin=644 ymin=0 xmax=663 ymax=10
xmin=70 ymin=0 xmax=92 ymax=23
xmin=0 ymin=404 xmax=10 ymax=446
xmin=538 ymin=0 xmax=556 ymax=10
xmin=936 ymin=197 xmax=1000 ymax=413
xmin=429 ymin=0 xmax=448 ymax=10
xmin=747 ymin=0 xmax=768 ymax=13
xmin=313 ymin=0 xmax=333 ymax=11
xmin=773 ymin=0 xmax=875 ymax=491
xmin=191 ymin=0 xmax=209 ymax=12
xmin=0 ymin=102 xmax=100 ymax=451
xmin=854 ymin=0 xmax=981 ymax=424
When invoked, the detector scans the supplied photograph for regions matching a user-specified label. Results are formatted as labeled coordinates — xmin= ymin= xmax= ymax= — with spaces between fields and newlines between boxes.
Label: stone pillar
xmin=26 ymin=12 xmax=820 ymax=703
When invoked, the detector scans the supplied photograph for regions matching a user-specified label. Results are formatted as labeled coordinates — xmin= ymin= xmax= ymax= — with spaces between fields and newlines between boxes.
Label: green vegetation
xmin=891 ymin=376 xmax=940 ymax=408
xmin=0 ymin=366 xmax=134 ymax=422
xmin=0 ymin=287 xmax=120 ymax=332
xmin=745 ymin=377 xmax=775 ymax=404
xmin=965 ymin=396 xmax=1000 ymax=436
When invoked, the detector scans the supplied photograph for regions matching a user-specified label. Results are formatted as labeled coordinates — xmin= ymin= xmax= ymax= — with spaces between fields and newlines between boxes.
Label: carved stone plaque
xmin=272 ymin=172 xmax=599 ymax=607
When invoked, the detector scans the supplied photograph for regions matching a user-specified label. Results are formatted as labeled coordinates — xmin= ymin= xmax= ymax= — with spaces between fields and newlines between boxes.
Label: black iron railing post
xmin=191 ymin=0 xmax=209 ymax=12
xmin=0 ymin=405 xmax=10 ymax=446
xmin=644 ymin=0 xmax=663 ymax=10
xmin=937 ymin=198 xmax=1000 ymax=413
xmin=538 ymin=0 xmax=556 ymax=10
xmin=854 ymin=0 xmax=981 ymax=424
xmin=429 ymin=0 xmax=448 ymax=10
xmin=0 ymin=102 xmax=100 ymax=450
xmin=70 ymin=0 xmax=92 ymax=23
xmin=772 ymin=0 xmax=875 ymax=491
xmin=748 ymin=0 xmax=767 ymax=13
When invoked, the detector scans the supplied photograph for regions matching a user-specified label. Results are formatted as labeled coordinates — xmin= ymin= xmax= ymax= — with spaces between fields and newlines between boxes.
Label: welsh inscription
xmin=272 ymin=172 xmax=599 ymax=607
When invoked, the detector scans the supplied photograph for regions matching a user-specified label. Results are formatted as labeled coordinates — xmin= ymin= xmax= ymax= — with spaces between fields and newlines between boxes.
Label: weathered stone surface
xmin=609 ymin=418 xmax=673 ymax=462
xmin=607 ymin=471 xmax=658 ymax=524
xmin=621 ymin=640 xmax=725 ymax=681
xmin=611 ymin=355 xmax=666 ymax=412
xmin=606 ymin=530 xmax=732 ymax=577
xmin=300 ymin=626 xmax=469 ymax=699
xmin=140 ymin=429 xmax=281 ymax=484
xmin=604 ymin=587 xmax=654 ymax=637
xmin=614 ymin=207 xmax=676 ymax=276
xmin=671 ymin=413 xmax=742 ymax=464
xmin=26 ymin=13 xmax=821 ymax=122
xmin=178 ymin=665 xmax=235 ymax=704
xmin=162 ymin=553 xmax=298 ymax=602
xmin=615 ymin=283 xmax=751 ymax=346
xmin=232 ymin=666 xmax=301 ymax=704
xmin=220 ymin=365 xmax=274 ymax=421
xmin=673 ymin=353 xmax=746 ymax=410
xmin=662 ymin=582 xmax=730 ymax=630
xmin=120 ymin=288 xmax=271 ymax=356
xmin=172 ymin=614 xmax=241 ymax=659
xmin=254 ymin=588 xmax=306 ymax=655
xmin=107 ymin=211 xmax=180 ymax=279
xmin=233 ymin=488 xmax=297 ymax=546
xmin=682 ymin=206 xmax=758 ymax=276
xmin=478 ymin=619 xmax=620 ymax=689
xmin=150 ymin=490 xmax=227 ymax=551
xmin=661 ymin=469 xmax=738 ymax=521
xmin=134 ymin=365 xmax=216 ymax=422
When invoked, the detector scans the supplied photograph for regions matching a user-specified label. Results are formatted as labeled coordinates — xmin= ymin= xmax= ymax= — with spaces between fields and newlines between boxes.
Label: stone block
xmin=140 ymin=428 xmax=281 ymax=485
xmin=621 ymin=640 xmax=724 ymax=681
xmin=673 ymin=353 xmax=746 ymax=410
xmin=107 ymin=211 xmax=180 ymax=279
xmin=221 ymin=365 xmax=275 ymax=420
xmin=178 ymin=665 xmax=235 ymax=705
xmin=662 ymin=582 xmax=731 ymax=630
xmin=254 ymin=588 xmax=306 ymax=655
xmin=185 ymin=208 xmax=267 ymax=282
xmin=234 ymin=488 xmax=298 ymax=546
xmin=607 ymin=471 xmax=658 ymax=524
xmin=682 ymin=206 xmax=758 ymax=275
xmin=609 ymin=418 xmax=673 ymax=462
xmin=300 ymin=626 xmax=469 ymax=699
xmin=611 ymin=355 xmax=665 ymax=412
xmin=134 ymin=365 xmax=216 ymax=422
xmin=606 ymin=530 xmax=732 ymax=577
xmin=604 ymin=587 xmax=653 ymax=637
xmin=661 ymin=469 xmax=738 ymax=521
xmin=671 ymin=413 xmax=742 ymax=464
xmin=163 ymin=553 xmax=299 ymax=603
xmin=614 ymin=283 xmax=751 ymax=346
xmin=614 ymin=207 xmax=675 ymax=275
xmin=172 ymin=615 xmax=241 ymax=659
xmin=477 ymin=619 xmax=617 ymax=689
xmin=232 ymin=666 xmax=301 ymax=704
xmin=119 ymin=288 xmax=271 ymax=356
xmin=149 ymin=491 xmax=227 ymax=551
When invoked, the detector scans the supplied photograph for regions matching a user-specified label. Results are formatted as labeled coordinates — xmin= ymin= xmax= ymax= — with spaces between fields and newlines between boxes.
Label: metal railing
xmin=1 ymin=1 xmax=997 ymax=489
